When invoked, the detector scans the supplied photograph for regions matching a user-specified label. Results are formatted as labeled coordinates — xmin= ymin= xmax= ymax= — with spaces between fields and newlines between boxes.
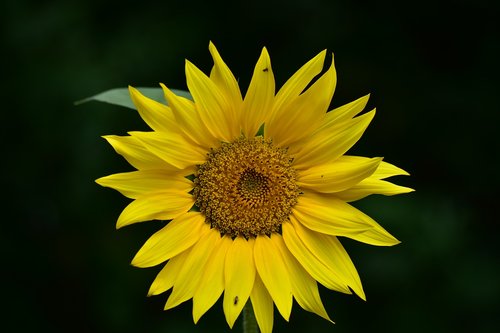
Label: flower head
xmin=96 ymin=42 xmax=413 ymax=333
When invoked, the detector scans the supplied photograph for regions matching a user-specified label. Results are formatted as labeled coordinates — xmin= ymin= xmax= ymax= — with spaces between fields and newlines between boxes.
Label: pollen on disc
xmin=193 ymin=137 xmax=300 ymax=238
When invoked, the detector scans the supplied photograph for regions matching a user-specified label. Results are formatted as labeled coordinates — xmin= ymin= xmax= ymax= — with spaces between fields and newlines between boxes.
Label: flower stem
xmin=242 ymin=301 xmax=258 ymax=333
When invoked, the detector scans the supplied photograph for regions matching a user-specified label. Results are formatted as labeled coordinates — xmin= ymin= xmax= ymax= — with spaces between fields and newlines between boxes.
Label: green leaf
xmin=255 ymin=123 xmax=265 ymax=137
xmin=75 ymin=87 xmax=192 ymax=110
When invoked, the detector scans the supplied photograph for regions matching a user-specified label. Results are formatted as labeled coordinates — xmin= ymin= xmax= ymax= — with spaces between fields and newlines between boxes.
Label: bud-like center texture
xmin=193 ymin=137 xmax=300 ymax=238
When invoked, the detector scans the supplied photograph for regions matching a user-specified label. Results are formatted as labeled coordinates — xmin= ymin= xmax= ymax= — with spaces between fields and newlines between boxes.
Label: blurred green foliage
xmin=2 ymin=0 xmax=499 ymax=332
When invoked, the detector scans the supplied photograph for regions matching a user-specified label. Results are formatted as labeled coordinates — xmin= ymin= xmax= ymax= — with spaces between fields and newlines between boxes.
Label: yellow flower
xmin=96 ymin=42 xmax=413 ymax=333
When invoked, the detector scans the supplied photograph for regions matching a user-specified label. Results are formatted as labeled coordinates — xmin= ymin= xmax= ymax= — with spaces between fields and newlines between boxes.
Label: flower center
xmin=193 ymin=137 xmax=300 ymax=238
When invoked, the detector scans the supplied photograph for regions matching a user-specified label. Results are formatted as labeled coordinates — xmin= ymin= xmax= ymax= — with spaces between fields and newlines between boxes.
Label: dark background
xmin=3 ymin=0 xmax=499 ymax=332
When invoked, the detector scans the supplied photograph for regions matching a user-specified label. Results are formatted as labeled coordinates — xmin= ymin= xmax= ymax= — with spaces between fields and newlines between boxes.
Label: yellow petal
xmin=250 ymin=273 xmax=274 ymax=333
xmin=96 ymin=170 xmax=192 ymax=199
xmin=267 ymin=54 xmax=336 ymax=148
xmin=254 ymin=235 xmax=292 ymax=321
xmin=316 ymin=156 xmax=410 ymax=179
xmin=164 ymin=224 xmax=216 ymax=310
xmin=282 ymin=220 xmax=351 ymax=294
xmin=223 ymin=237 xmax=256 ymax=328
xmin=292 ymin=192 xmax=372 ymax=236
xmin=192 ymin=235 xmax=232 ymax=323
xmin=131 ymin=212 xmax=205 ymax=267
xmin=148 ymin=250 xmax=190 ymax=296
xmin=116 ymin=191 xmax=194 ymax=229
xmin=293 ymin=109 xmax=376 ymax=170
xmin=295 ymin=192 xmax=400 ymax=246
xmin=344 ymin=207 xmax=402 ymax=246
xmin=130 ymin=131 xmax=206 ymax=170
xmin=241 ymin=47 xmax=275 ymax=137
xmin=129 ymin=86 xmax=177 ymax=133
xmin=274 ymin=235 xmax=332 ymax=322
xmin=335 ymin=178 xmax=414 ymax=202
xmin=185 ymin=60 xmax=238 ymax=141
xmin=208 ymin=41 xmax=242 ymax=119
xmin=102 ymin=135 xmax=174 ymax=170
xmin=161 ymin=83 xmax=219 ymax=149
xmin=373 ymin=160 xmax=411 ymax=179
xmin=323 ymin=94 xmax=370 ymax=126
xmin=273 ymin=50 xmax=326 ymax=117
xmin=291 ymin=218 xmax=366 ymax=300
xmin=297 ymin=156 xmax=382 ymax=193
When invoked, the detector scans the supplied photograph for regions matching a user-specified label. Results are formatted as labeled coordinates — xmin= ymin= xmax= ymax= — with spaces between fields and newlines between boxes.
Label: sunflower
xmin=96 ymin=42 xmax=413 ymax=333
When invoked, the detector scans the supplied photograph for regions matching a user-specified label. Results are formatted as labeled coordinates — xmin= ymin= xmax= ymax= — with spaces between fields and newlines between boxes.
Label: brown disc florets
xmin=193 ymin=137 xmax=300 ymax=238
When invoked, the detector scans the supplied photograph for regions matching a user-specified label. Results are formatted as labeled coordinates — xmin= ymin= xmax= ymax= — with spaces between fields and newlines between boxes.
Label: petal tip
xmin=390 ymin=239 xmax=402 ymax=246
xmin=129 ymin=255 xmax=142 ymax=267
xmin=259 ymin=47 xmax=271 ymax=64
xmin=208 ymin=40 xmax=217 ymax=52
xmin=115 ymin=219 xmax=124 ymax=230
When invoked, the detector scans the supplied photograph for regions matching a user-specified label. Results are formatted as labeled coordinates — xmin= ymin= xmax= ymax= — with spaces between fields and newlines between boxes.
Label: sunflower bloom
xmin=96 ymin=42 xmax=413 ymax=333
